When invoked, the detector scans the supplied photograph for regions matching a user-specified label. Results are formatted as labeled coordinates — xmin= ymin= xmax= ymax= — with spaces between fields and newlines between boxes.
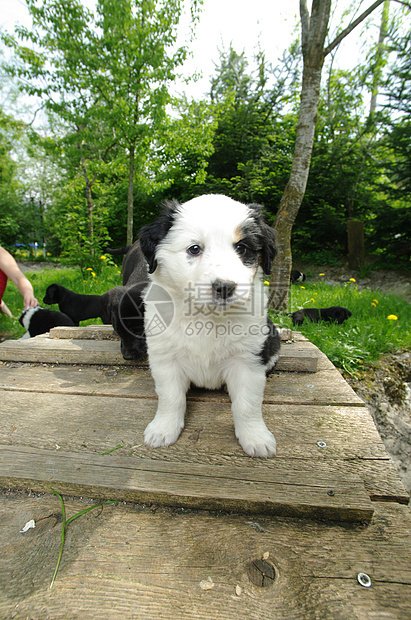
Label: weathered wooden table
xmin=0 ymin=327 xmax=410 ymax=619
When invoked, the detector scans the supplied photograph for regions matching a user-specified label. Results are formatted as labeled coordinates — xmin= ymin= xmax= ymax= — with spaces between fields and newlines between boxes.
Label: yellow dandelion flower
xmin=310 ymin=298 xmax=315 ymax=303
xmin=371 ymin=302 xmax=377 ymax=307
xmin=300 ymin=286 xmax=306 ymax=289
xmin=100 ymin=255 xmax=106 ymax=260
xmin=91 ymin=271 xmax=96 ymax=278
xmin=86 ymin=267 xmax=93 ymax=271
xmin=117 ymin=270 xmax=121 ymax=274
xmin=387 ymin=314 xmax=398 ymax=321
xmin=349 ymin=278 xmax=356 ymax=282
xmin=319 ymin=273 xmax=325 ymax=276
xmin=264 ymin=280 xmax=270 ymax=286
xmin=373 ymin=299 xmax=379 ymax=304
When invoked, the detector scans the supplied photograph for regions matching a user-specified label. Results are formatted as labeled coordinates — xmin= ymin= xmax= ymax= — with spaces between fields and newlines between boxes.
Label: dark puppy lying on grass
xmin=290 ymin=269 xmax=306 ymax=283
xmin=43 ymin=283 xmax=110 ymax=326
xmin=290 ymin=306 xmax=352 ymax=326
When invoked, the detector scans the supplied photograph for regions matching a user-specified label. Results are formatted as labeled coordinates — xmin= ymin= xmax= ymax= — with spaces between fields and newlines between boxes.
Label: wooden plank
xmin=50 ymin=325 xmax=120 ymax=340
xmin=0 ymin=336 xmax=319 ymax=372
xmin=0 ymin=390 xmax=387 ymax=461
xmin=49 ymin=325 xmax=301 ymax=342
xmin=0 ymin=494 xmax=410 ymax=619
xmin=0 ymin=390 xmax=408 ymax=505
xmin=0 ymin=361 xmax=364 ymax=405
xmin=0 ymin=445 xmax=374 ymax=522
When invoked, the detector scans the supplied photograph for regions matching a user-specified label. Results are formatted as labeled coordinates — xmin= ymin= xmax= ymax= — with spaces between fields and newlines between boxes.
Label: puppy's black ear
xmin=47 ymin=285 xmax=55 ymax=300
xmin=247 ymin=203 xmax=277 ymax=276
xmin=139 ymin=201 xmax=179 ymax=274
xmin=260 ymin=222 xmax=277 ymax=275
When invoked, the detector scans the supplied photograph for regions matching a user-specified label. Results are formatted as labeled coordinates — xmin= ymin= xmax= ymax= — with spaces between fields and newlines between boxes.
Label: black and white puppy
xmin=43 ymin=284 xmax=110 ymax=326
xmin=290 ymin=306 xmax=352 ymax=326
xmin=139 ymin=194 xmax=281 ymax=458
xmin=290 ymin=269 xmax=306 ymax=283
xmin=19 ymin=306 xmax=75 ymax=338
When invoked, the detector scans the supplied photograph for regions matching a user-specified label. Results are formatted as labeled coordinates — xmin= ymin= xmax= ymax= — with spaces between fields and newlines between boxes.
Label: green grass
xmin=0 ymin=259 xmax=123 ymax=339
xmin=274 ymin=276 xmax=411 ymax=375
xmin=50 ymin=488 xmax=117 ymax=589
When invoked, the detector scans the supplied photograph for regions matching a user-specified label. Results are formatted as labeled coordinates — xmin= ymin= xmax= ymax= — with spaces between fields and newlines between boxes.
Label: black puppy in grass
xmin=43 ymin=283 xmax=110 ymax=326
xmin=290 ymin=306 xmax=352 ymax=326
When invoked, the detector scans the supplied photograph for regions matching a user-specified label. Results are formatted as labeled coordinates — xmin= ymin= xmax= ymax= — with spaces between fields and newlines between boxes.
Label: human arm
xmin=0 ymin=247 xmax=39 ymax=308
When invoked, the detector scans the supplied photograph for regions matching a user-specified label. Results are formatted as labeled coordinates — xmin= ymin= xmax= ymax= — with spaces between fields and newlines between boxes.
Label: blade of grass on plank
xmin=50 ymin=488 xmax=117 ymax=588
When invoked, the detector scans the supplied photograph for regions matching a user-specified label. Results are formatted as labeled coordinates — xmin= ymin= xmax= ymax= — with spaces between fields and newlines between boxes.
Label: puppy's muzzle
xmin=212 ymin=279 xmax=237 ymax=302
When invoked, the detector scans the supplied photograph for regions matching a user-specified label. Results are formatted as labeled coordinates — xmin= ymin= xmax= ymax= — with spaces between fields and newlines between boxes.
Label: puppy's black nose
xmin=212 ymin=279 xmax=237 ymax=300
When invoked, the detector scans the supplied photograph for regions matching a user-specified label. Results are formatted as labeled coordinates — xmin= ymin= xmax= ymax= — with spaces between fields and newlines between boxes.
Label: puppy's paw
xmin=144 ymin=417 xmax=184 ymax=448
xmin=236 ymin=425 xmax=277 ymax=458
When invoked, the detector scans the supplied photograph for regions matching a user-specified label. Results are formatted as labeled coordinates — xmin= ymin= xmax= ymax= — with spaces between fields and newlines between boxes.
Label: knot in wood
xmin=247 ymin=559 xmax=276 ymax=587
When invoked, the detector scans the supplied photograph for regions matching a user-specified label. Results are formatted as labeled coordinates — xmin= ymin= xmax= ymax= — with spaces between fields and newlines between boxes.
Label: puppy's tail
xmin=104 ymin=246 xmax=132 ymax=256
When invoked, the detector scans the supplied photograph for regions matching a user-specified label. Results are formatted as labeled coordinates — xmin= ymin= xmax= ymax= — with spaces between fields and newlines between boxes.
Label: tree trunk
xmin=369 ymin=0 xmax=390 ymax=119
xmin=269 ymin=0 xmax=331 ymax=311
xmin=79 ymin=144 xmax=95 ymax=251
xmin=85 ymin=176 xmax=94 ymax=244
xmin=127 ymin=144 xmax=135 ymax=245
xmin=348 ymin=220 xmax=365 ymax=269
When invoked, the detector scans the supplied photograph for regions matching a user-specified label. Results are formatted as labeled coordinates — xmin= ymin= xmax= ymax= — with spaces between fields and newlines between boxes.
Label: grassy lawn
xmin=1 ymin=262 xmax=410 ymax=377
xmin=0 ymin=259 xmax=122 ymax=340
xmin=274 ymin=276 xmax=411 ymax=375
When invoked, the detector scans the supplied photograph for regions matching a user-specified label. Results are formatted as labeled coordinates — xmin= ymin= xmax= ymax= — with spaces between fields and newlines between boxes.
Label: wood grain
xmin=1 ymin=325 xmax=410 ymax=619
xmin=0 ymin=444 xmax=374 ymax=522
xmin=0 ymin=334 xmax=319 ymax=372
xmin=0 ymin=494 xmax=410 ymax=620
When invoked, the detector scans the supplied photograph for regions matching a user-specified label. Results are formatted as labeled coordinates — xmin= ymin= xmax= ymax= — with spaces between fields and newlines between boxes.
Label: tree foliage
xmin=0 ymin=0 xmax=409 ymax=281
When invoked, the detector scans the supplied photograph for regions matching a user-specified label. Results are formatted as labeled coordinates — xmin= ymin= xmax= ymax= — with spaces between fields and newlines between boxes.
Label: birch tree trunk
xmin=269 ymin=0 xmax=386 ymax=312
xmin=127 ymin=144 xmax=135 ymax=245
xmin=269 ymin=0 xmax=330 ymax=311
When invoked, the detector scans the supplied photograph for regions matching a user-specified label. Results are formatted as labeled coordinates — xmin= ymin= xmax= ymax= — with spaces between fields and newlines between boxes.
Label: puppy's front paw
xmin=144 ymin=417 xmax=184 ymax=448
xmin=236 ymin=425 xmax=277 ymax=458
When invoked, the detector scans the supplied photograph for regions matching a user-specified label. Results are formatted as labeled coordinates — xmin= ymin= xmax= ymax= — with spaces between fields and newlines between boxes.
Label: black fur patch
xmin=19 ymin=307 xmax=75 ymax=337
xmin=290 ymin=270 xmax=306 ymax=283
xmin=290 ymin=306 xmax=352 ymax=326
xmin=244 ymin=204 xmax=276 ymax=275
xmin=258 ymin=317 xmax=281 ymax=375
xmin=139 ymin=200 xmax=180 ymax=273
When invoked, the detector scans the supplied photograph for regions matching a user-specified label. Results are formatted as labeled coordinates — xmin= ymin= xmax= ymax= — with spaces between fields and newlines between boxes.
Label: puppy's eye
xmin=235 ymin=243 xmax=248 ymax=256
xmin=187 ymin=245 xmax=202 ymax=256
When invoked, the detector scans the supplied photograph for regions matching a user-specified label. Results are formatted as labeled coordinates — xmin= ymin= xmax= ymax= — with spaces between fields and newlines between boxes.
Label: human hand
xmin=23 ymin=294 xmax=39 ymax=309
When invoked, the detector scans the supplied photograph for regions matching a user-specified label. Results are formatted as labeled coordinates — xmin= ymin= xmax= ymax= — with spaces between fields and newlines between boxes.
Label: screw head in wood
xmin=317 ymin=441 xmax=327 ymax=448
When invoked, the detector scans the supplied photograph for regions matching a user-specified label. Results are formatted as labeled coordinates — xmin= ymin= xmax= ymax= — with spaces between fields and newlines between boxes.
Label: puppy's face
xmin=140 ymin=195 xmax=276 ymax=308
xmin=43 ymin=284 xmax=58 ymax=305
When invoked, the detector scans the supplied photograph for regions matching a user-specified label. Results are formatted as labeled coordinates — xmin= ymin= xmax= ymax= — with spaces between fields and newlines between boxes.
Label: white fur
xmin=20 ymin=306 xmax=39 ymax=330
xmin=143 ymin=195 xmax=279 ymax=457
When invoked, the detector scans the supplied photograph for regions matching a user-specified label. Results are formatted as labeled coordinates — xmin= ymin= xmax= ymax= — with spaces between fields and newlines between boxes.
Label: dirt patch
xmin=346 ymin=351 xmax=411 ymax=494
